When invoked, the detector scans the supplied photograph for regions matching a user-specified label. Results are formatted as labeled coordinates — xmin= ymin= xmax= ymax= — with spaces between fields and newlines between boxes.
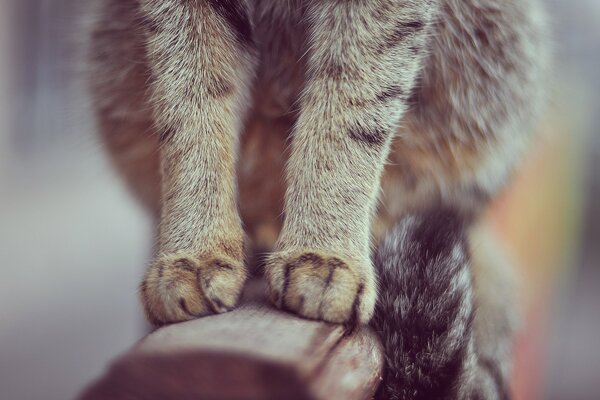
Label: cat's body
xmin=89 ymin=0 xmax=549 ymax=398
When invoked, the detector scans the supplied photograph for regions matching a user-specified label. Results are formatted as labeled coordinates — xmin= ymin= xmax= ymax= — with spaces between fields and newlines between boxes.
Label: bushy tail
xmin=372 ymin=208 xmax=511 ymax=400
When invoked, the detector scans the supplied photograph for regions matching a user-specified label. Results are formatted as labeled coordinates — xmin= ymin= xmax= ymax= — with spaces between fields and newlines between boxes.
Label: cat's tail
xmin=372 ymin=208 xmax=508 ymax=400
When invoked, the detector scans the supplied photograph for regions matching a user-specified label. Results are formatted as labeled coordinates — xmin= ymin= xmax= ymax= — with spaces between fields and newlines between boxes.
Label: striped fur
xmin=87 ymin=0 xmax=549 ymax=397
xmin=138 ymin=0 xmax=257 ymax=322
xmin=265 ymin=0 xmax=440 ymax=325
xmin=373 ymin=209 xmax=514 ymax=400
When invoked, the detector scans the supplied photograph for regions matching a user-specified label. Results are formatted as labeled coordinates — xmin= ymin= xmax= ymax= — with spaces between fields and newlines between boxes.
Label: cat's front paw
xmin=140 ymin=252 xmax=247 ymax=325
xmin=265 ymin=251 xmax=376 ymax=325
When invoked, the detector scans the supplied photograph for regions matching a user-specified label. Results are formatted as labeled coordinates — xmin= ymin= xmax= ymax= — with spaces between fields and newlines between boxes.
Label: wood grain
xmin=79 ymin=279 xmax=384 ymax=400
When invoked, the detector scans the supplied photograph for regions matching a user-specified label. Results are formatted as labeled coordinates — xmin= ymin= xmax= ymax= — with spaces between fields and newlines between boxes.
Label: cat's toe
xmin=265 ymin=251 xmax=376 ymax=325
xmin=140 ymin=252 xmax=247 ymax=325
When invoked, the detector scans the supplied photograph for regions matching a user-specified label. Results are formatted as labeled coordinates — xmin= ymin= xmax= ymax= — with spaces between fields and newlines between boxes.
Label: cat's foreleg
xmin=266 ymin=0 xmax=440 ymax=325
xmin=138 ymin=0 xmax=257 ymax=324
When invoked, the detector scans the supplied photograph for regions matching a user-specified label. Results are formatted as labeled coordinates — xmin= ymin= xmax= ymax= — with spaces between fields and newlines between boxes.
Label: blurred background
xmin=0 ymin=1 xmax=598 ymax=399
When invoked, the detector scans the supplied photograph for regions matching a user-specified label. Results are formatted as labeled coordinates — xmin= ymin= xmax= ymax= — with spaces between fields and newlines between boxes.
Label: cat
xmin=88 ymin=0 xmax=549 ymax=398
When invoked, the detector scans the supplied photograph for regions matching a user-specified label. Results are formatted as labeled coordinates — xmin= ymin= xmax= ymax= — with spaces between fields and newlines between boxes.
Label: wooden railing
xmin=80 ymin=279 xmax=384 ymax=400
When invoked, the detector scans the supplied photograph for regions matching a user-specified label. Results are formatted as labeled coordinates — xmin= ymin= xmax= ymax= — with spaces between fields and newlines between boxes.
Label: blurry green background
xmin=0 ymin=1 xmax=598 ymax=399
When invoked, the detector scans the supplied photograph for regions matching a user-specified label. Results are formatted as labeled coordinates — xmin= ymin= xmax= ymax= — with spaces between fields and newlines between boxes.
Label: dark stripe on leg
xmin=408 ymin=45 xmax=421 ymax=56
xmin=376 ymin=85 xmax=405 ymax=102
xmin=347 ymin=85 xmax=405 ymax=107
xmin=212 ymin=259 xmax=235 ymax=271
xmin=207 ymin=0 xmax=254 ymax=47
xmin=348 ymin=126 xmax=388 ymax=147
xmin=380 ymin=20 xmax=426 ymax=52
xmin=174 ymin=258 xmax=196 ymax=272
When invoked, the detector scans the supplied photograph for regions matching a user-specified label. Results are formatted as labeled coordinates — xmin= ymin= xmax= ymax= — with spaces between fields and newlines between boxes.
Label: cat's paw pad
xmin=265 ymin=251 xmax=375 ymax=325
xmin=140 ymin=252 xmax=247 ymax=325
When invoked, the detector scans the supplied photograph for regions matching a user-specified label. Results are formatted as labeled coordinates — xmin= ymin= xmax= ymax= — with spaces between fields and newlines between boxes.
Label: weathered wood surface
xmin=79 ymin=279 xmax=384 ymax=400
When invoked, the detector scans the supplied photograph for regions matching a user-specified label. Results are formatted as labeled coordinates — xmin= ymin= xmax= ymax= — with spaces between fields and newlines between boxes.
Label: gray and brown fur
xmin=87 ymin=0 xmax=549 ymax=397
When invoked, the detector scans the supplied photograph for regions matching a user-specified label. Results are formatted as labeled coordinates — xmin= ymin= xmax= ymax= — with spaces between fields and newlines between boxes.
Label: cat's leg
xmin=265 ymin=0 xmax=441 ymax=325
xmin=138 ymin=0 xmax=257 ymax=324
